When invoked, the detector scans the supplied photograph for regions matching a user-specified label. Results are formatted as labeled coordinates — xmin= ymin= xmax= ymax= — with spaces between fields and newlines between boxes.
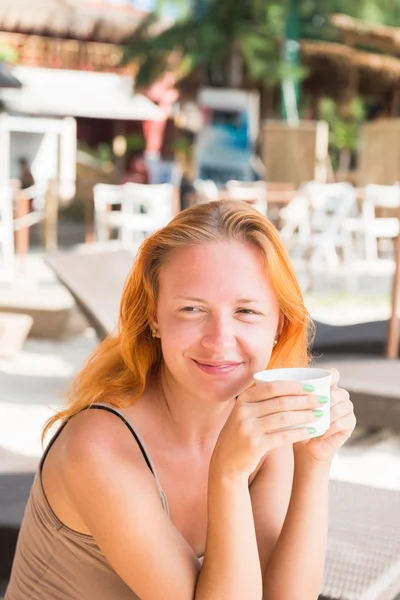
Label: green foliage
xmin=126 ymin=133 xmax=145 ymax=153
xmin=79 ymin=142 xmax=113 ymax=164
xmin=123 ymin=0 xmax=400 ymax=97
xmin=318 ymin=96 xmax=365 ymax=170
xmin=0 ymin=44 xmax=18 ymax=63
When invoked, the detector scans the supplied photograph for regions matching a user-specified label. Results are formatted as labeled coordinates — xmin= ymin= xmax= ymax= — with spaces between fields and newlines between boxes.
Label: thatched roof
xmin=0 ymin=0 xmax=148 ymax=43
xmin=302 ymin=40 xmax=400 ymax=78
xmin=331 ymin=13 xmax=400 ymax=56
xmin=301 ymin=39 xmax=400 ymax=98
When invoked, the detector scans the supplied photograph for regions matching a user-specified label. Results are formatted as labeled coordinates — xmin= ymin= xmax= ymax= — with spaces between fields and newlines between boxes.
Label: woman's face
xmin=154 ymin=240 xmax=281 ymax=402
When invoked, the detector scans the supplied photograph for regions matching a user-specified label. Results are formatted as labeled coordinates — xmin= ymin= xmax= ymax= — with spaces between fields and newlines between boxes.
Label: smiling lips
xmin=193 ymin=360 xmax=243 ymax=376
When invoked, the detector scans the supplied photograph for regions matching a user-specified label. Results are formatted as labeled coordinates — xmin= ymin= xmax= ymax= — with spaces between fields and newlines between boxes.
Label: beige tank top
xmin=5 ymin=403 xmax=170 ymax=600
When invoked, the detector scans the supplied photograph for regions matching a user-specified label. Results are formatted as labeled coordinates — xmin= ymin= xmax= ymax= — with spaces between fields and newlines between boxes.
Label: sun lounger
xmin=316 ymin=355 xmax=400 ymax=433
xmin=320 ymin=480 xmax=400 ymax=600
xmin=314 ymin=319 xmax=398 ymax=355
xmin=46 ymin=247 xmax=134 ymax=339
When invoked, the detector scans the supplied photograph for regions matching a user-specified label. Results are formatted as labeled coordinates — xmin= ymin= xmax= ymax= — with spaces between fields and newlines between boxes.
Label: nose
xmin=200 ymin=314 xmax=237 ymax=354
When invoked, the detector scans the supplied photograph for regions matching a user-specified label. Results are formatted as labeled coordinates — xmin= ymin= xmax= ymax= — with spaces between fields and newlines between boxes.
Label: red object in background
xmin=143 ymin=73 xmax=179 ymax=154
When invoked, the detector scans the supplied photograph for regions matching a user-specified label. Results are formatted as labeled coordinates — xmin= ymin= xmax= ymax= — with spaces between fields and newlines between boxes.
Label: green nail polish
xmin=307 ymin=427 xmax=317 ymax=435
xmin=318 ymin=395 xmax=329 ymax=404
xmin=303 ymin=384 xmax=315 ymax=392
xmin=313 ymin=409 xmax=324 ymax=418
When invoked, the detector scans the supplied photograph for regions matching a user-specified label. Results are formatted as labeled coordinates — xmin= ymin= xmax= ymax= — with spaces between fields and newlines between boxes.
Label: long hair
xmin=43 ymin=200 xmax=314 ymax=440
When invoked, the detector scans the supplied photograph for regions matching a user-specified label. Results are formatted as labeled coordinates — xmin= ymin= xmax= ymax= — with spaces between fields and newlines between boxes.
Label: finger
xmin=329 ymin=397 xmax=354 ymax=424
xmin=326 ymin=367 xmax=340 ymax=389
xmin=257 ymin=409 xmax=322 ymax=433
xmin=241 ymin=393 xmax=327 ymax=418
xmin=241 ymin=380 xmax=318 ymax=403
xmin=329 ymin=387 xmax=350 ymax=408
xmin=262 ymin=426 xmax=318 ymax=450
xmin=319 ymin=412 xmax=357 ymax=439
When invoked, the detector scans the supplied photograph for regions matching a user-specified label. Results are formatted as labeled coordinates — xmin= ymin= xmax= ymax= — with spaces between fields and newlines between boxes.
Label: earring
xmin=273 ymin=339 xmax=278 ymax=346
xmin=151 ymin=329 xmax=157 ymax=338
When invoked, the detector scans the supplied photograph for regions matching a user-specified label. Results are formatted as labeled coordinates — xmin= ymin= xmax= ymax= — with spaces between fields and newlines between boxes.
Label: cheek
xmin=158 ymin=319 xmax=197 ymax=355
xmin=243 ymin=326 xmax=277 ymax=364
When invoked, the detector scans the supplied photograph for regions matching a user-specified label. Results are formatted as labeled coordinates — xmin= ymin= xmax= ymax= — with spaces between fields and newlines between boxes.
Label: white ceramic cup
xmin=253 ymin=367 xmax=332 ymax=437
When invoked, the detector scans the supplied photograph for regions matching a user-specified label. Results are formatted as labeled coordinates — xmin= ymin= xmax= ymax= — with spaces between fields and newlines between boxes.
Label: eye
xmin=179 ymin=306 xmax=201 ymax=312
xmin=237 ymin=308 xmax=258 ymax=315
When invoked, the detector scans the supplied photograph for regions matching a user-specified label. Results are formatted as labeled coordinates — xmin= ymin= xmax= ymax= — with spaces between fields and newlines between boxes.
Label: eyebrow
xmin=176 ymin=296 xmax=260 ymax=304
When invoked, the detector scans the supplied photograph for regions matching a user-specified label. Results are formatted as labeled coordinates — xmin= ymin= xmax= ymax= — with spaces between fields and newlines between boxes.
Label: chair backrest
xmin=225 ymin=180 xmax=267 ymax=215
xmin=301 ymin=181 xmax=358 ymax=235
xmin=93 ymin=184 xmax=125 ymax=212
xmin=193 ymin=179 xmax=220 ymax=202
xmin=122 ymin=182 xmax=175 ymax=224
xmin=279 ymin=193 xmax=311 ymax=246
xmin=226 ymin=180 xmax=266 ymax=199
xmin=363 ymin=184 xmax=400 ymax=220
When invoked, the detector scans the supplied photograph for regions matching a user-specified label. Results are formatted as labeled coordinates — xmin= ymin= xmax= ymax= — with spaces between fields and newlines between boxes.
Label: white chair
xmin=279 ymin=192 xmax=311 ymax=255
xmin=121 ymin=182 xmax=175 ymax=245
xmin=193 ymin=179 xmax=220 ymax=203
xmin=0 ymin=186 xmax=15 ymax=281
xmin=225 ymin=180 xmax=268 ymax=216
xmin=93 ymin=182 xmax=175 ymax=247
xmin=93 ymin=183 xmax=125 ymax=243
xmin=345 ymin=184 xmax=400 ymax=262
xmin=12 ymin=181 xmax=48 ymax=232
xmin=301 ymin=181 xmax=358 ymax=269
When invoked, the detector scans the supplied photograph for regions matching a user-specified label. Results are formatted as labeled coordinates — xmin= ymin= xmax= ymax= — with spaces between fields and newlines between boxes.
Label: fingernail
xmin=313 ymin=409 xmax=324 ymax=418
xmin=307 ymin=427 xmax=317 ymax=435
xmin=318 ymin=395 xmax=329 ymax=404
xmin=303 ymin=384 xmax=315 ymax=392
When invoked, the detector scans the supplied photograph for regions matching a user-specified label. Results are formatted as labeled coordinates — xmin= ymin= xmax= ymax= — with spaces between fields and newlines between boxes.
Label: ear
xmin=148 ymin=318 xmax=158 ymax=330
xmin=276 ymin=313 xmax=284 ymax=337
xmin=148 ymin=314 xmax=160 ymax=335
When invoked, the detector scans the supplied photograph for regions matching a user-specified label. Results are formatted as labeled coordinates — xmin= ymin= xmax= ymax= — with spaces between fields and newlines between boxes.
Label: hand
xmin=211 ymin=381 xmax=323 ymax=481
xmin=294 ymin=368 xmax=356 ymax=466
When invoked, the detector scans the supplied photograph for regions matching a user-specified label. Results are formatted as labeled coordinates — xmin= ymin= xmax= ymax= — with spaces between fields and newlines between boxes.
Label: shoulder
xmin=55 ymin=406 xmax=156 ymax=494
xmin=59 ymin=406 xmax=136 ymax=453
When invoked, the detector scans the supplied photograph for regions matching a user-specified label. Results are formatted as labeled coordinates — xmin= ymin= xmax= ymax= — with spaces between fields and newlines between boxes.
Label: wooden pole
xmin=386 ymin=227 xmax=400 ymax=358
xmin=14 ymin=190 xmax=30 ymax=255
xmin=43 ymin=179 xmax=59 ymax=251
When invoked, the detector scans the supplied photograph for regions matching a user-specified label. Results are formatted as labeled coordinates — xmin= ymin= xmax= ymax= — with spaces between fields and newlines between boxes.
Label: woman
xmin=6 ymin=200 xmax=355 ymax=600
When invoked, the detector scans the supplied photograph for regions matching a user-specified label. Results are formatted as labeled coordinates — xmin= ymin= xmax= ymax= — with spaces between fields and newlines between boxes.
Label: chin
xmin=199 ymin=373 xmax=253 ymax=402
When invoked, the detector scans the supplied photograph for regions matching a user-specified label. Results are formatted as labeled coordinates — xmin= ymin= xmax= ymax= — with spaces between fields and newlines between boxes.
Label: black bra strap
xmin=87 ymin=405 xmax=155 ymax=476
xmin=41 ymin=405 xmax=155 ymax=478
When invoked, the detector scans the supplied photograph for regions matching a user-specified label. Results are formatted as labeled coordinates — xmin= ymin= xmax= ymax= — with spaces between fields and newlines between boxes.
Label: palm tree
xmin=123 ymin=0 xmax=399 ymax=116
xmin=123 ymin=0 xmax=291 ymax=94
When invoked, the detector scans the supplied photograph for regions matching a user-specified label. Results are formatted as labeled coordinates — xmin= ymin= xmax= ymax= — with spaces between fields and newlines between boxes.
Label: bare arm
xmin=249 ymin=444 xmax=329 ymax=600
xmin=250 ymin=445 xmax=294 ymax=572
xmin=196 ymin=467 xmax=262 ymax=600
xmin=261 ymin=456 xmax=330 ymax=600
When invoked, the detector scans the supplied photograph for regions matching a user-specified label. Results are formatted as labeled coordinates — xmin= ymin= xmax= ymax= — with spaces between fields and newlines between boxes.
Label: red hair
xmin=43 ymin=200 xmax=314 ymax=439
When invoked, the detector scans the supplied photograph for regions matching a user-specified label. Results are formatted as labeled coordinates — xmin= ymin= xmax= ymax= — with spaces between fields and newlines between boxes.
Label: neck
xmin=153 ymin=364 xmax=235 ymax=454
